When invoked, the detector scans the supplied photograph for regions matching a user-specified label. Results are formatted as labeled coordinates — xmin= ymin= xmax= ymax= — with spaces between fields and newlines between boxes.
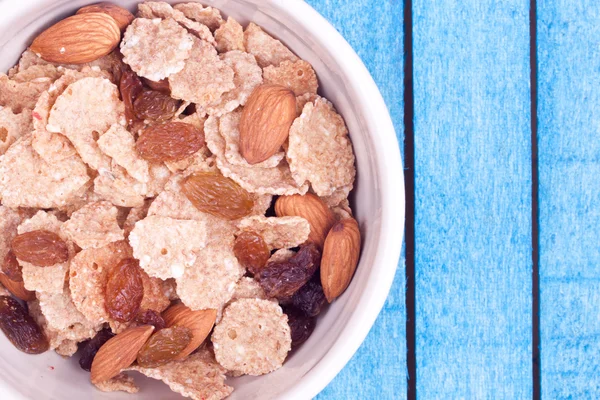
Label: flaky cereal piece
xmin=47 ymin=77 xmax=124 ymax=170
xmin=264 ymin=59 xmax=318 ymax=96
xmin=205 ymin=52 xmax=263 ymax=118
xmin=60 ymin=201 xmax=124 ymax=249
xmin=250 ymin=194 xmax=273 ymax=216
xmin=214 ymin=17 xmax=244 ymax=53
xmin=17 ymin=211 xmax=74 ymax=294
xmin=0 ymin=72 xmax=55 ymax=113
xmin=137 ymin=2 xmax=215 ymax=45
xmin=321 ymin=184 xmax=352 ymax=208
xmin=94 ymin=164 xmax=147 ymax=207
xmin=146 ymin=162 xmax=173 ymax=197
xmin=123 ymin=199 xmax=153 ymax=236
xmin=205 ymin=116 xmax=308 ymax=195
xmin=0 ymin=107 xmax=32 ymax=155
xmin=287 ymin=98 xmax=356 ymax=196
xmin=129 ymin=215 xmax=207 ymax=279
xmin=268 ymin=248 xmax=297 ymax=263
xmin=53 ymin=182 xmax=102 ymax=217
xmin=165 ymin=146 xmax=212 ymax=174
xmin=219 ymin=110 xmax=283 ymax=168
xmin=332 ymin=204 xmax=353 ymax=220
xmin=169 ymin=37 xmax=234 ymax=108
xmin=244 ymin=22 xmax=299 ymax=68
xmin=12 ymin=64 xmax=62 ymax=83
xmin=174 ymin=3 xmax=224 ymax=31
xmin=0 ymin=135 xmax=90 ymax=208
xmin=232 ymin=277 xmax=268 ymax=301
xmin=128 ymin=348 xmax=232 ymax=400
xmin=94 ymin=374 xmax=139 ymax=394
xmin=97 ymin=124 xmax=149 ymax=182
xmin=237 ymin=215 xmax=310 ymax=250
xmin=122 ymin=18 xmax=194 ymax=81
xmin=36 ymin=285 xmax=100 ymax=336
xmin=295 ymin=92 xmax=319 ymax=117
xmin=212 ymin=298 xmax=291 ymax=375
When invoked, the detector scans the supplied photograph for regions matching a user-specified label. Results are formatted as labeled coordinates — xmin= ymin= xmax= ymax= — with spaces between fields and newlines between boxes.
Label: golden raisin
xmin=233 ymin=231 xmax=270 ymax=274
xmin=136 ymin=326 xmax=192 ymax=367
xmin=105 ymin=258 xmax=144 ymax=322
xmin=136 ymin=122 xmax=205 ymax=163
xmin=181 ymin=171 xmax=255 ymax=220
xmin=11 ymin=230 xmax=69 ymax=267
xmin=2 ymin=251 xmax=23 ymax=282
xmin=134 ymin=90 xmax=181 ymax=123
xmin=0 ymin=296 xmax=49 ymax=354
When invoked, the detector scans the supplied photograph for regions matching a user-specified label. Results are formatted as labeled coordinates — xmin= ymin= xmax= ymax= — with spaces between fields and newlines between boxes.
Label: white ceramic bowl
xmin=0 ymin=0 xmax=404 ymax=398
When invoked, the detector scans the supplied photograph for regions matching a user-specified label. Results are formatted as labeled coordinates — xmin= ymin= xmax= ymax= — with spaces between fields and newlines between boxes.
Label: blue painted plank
xmin=304 ymin=1 xmax=406 ymax=399
xmin=413 ymin=1 xmax=532 ymax=398
xmin=538 ymin=1 xmax=600 ymax=397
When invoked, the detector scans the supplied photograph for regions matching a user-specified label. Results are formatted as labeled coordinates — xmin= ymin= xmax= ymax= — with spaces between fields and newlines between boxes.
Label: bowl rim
xmin=0 ymin=0 xmax=405 ymax=399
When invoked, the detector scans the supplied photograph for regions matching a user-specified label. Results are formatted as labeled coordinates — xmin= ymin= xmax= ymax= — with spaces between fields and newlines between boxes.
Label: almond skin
xmin=162 ymin=303 xmax=216 ymax=360
xmin=239 ymin=84 xmax=297 ymax=164
xmin=320 ymin=218 xmax=361 ymax=302
xmin=91 ymin=325 xmax=154 ymax=384
xmin=30 ymin=12 xmax=121 ymax=64
xmin=0 ymin=273 xmax=35 ymax=302
xmin=76 ymin=3 xmax=134 ymax=32
xmin=275 ymin=193 xmax=336 ymax=248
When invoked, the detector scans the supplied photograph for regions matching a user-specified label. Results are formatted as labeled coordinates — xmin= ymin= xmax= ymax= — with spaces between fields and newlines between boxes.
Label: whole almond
xmin=0 ymin=273 xmax=35 ymax=302
xmin=275 ymin=193 xmax=336 ymax=248
xmin=77 ymin=3 xmax=134 ymax=32
xmin=30 ymin=13 xmax=121 ymax=64
xmin=162 ymin=303 xmax=216 ymax=360
xmin=320 ymin=218 xmax=361 ymax=302
xmin=239 ymin=84 xmax=297 ymax=164
xmin=91 ymin=325 xmax=154 ymax=384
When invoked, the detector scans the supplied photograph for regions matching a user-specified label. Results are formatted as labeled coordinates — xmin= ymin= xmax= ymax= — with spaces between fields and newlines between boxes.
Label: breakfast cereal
xmin=236 ymin=215 xmax=311 ymax=250
xmin=243 ymin=23 xmax=299 ymax=68
xmin=214 ymin=17 xmax=245 ymax=53
xmin=61 ymin=201 xmax=124 ymax=249
xmin=263 ymin=60 xmax=319 ymax=96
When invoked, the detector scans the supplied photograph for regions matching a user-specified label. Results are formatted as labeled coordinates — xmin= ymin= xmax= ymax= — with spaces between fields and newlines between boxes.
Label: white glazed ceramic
xmin=0 ymin=0 xmax=404 ymax=399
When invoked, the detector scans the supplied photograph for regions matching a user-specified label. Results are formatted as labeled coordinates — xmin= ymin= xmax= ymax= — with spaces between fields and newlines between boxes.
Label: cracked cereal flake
xmin=122 ymin=18 xmax=194 ymax=81
xmin=169 ymin=37 xmax=234 ymax=108
xmin=212 ymin=298 xmax=291 ymax=375
xmin=232 ymin=277 xmax=268 ymax=301
xmin=12 ymin=64 xmax=62 ymax=83
xmin=137 ymin=2 xmax=215 ymax=45
xmin=219 ymin=110 xmax=283 ymax=168
xmin=36 ymin=285 xmax=100 ymax=334
xmin=174 ymin=3 xmax=224 ymax=31
xmin=165 ymin=147 xmax=213 ymax=174
xmin=268 ymin=248 xmax=297 ymax=263
xmin=250 ymin=194 xmax=273 ymax=216
xmin=0 ymin=106 xmax=32 ymax=155
xmin=94 ymin=373 xmax=139 ymax=394
xmin=236 ymin=215 xmax=310 ymax=250
xmin=0 ymin=72 xmax=54 ymax=113
xmin=332 ymin=203 xmax=353 ymax=220
xmin=97 ymin=124 xmax=149 ymax=182
xmin=320 ymin=184 xmax=352 ymax=208
xmin=146 ymin=162 xmax=173 ymax=197
xmin=205 ymin=116 xmax=308 ymax=195
xmin=129 ymin=215 xmax=207 ymax=279
xmin=205 ymin=52 xmax=263 ymax=118
xmin=295 ymin=92 xmax=319 ymax=116
xmin=128 ymin=348 xmax=232 ymax=400
xmin=244 ymin=23 xmax=299 ymax=68
xmin=60 ymin=201 xmax=124 ymax=249
xmin=0 ymin=135 xmax=90 ymax=208
xmin=94 ymin=164 xmax=147 ymax=207
xmin=47 ymin=77 xmax=125 ymax=171
xmin=55 ymin=340 xmax=79 ymax=357
xmin=17 ymin=210 xmax=75 ymax=294
xmin=287 ymin=98 xmax=356 ymax=196
xmin=264 ymin=59 xmax=318 ymax=96
xmin=123 ymin=199 xmax=153 ymax=236
xmin=214 ymin=17 xmax=245 ymax=53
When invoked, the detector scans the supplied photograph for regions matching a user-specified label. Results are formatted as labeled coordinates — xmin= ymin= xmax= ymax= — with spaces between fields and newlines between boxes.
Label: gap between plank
xmin=530 ymin=0 xmax=541 ymax=398
xmin=403 ymin=0 xmax=416 ymax=398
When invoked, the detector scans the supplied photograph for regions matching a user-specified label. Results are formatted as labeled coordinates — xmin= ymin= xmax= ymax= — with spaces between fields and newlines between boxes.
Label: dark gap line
xmin=403 ymin=0 xmax=416 ymax=398
xmin=530 ymin=0 xmax=541 ymax=399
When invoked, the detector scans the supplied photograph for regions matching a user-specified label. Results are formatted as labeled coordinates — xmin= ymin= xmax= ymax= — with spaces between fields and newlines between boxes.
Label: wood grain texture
xmin=413 ymin=1 xmax=532 ymax=398
xmin=304 ymin=1 xmax=405 ymax=399
xmin=538 ymin=1 xmax=600 ymax=397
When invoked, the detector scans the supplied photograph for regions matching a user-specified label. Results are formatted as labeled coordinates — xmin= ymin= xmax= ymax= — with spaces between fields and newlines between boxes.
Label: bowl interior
xmin=0 ymin=1 xmax=397 ymax=399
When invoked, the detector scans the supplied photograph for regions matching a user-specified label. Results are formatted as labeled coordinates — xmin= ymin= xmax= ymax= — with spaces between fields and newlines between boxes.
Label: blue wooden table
xmin=307 ymin=0 xmax=599 ymax=398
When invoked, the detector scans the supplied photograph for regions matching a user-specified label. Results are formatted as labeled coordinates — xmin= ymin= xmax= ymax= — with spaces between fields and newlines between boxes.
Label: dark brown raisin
xmin=141 ymin=77 xmax=171 ymax=94
xmin=233 ymin=231 xmax=270 ymax=274
xmin=136 ymin=326 xmax=192 ymax=368
xmin=135 ymin=309 xmax=166 ymax=330
xmin=2 ymin=251 xmax=23 ymax=282
xmin=120 ymin=65 xmax=144 ymax=126
xmin=182 ymin=171 xmax=255 ymax=220
xmin=133 ymin=90 xmax=181 ymax=123
xmin=0 ymin=296 xmax=49 ymax=354
xmin=291 ymin=277 xmax=327 ymax=317
xmin=105 ymin=258 xmax=144 ymax=322
xmin=257 ymin=243 xmax=321 ymax=298
xmin=11 ymin=230 xmax=69 ymax=267
xmin=284 ymin=306 xmax=316 ymax=348
xmin=78 ymin=328 xmax=115 ymax=371
xmin=136 ymin=122 xmax=205 ymax=163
